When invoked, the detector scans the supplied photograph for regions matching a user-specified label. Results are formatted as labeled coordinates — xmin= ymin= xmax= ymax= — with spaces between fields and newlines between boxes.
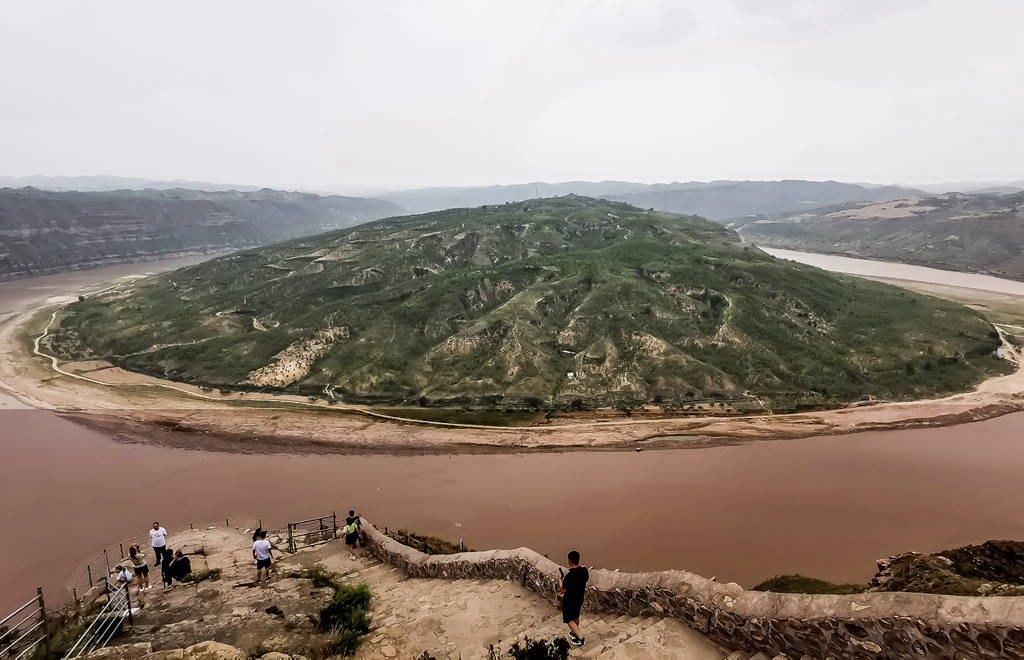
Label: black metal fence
xmin=286 ymin=513 xmax=337 ymax=552
xmin=0 ymin=588 xmax=48 ymax=660
xmin=379 ymin=525 xmax=465 ymax=555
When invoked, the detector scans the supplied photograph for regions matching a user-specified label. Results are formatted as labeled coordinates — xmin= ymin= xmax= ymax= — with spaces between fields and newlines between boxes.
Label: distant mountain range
xmin=0 ymin=175 xmax=268 ymax=193
xmin=0 ymin=187 xmax=402 ymax=280
xmin=378 ymin=179 xmax=926 ymax=220
xmin=734 ymin=192 xmax=1024 ymax=280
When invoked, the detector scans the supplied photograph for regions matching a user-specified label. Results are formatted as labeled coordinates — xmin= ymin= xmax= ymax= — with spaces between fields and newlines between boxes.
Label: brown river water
xmin=2 ymin=256 xmax=1024 ymax=611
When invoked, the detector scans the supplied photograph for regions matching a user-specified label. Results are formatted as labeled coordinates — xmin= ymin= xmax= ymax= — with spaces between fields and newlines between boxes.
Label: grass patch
xmin=293 ymin=567 xmax=372 ymax=657
xmin=181 ymin=568 xmax=221 ymax=584
xmin=394 ymin=529 xmax=469 ymax=555
xmin=752 ymin=574 xmax=865 ymax=595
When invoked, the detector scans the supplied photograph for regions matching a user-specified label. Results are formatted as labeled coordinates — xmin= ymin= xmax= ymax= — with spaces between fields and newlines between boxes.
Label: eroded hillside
xmin=735 ymin=192 xmax=1024 ymax=280
xmin=51 ymin=196 xmax=1009 ymax=409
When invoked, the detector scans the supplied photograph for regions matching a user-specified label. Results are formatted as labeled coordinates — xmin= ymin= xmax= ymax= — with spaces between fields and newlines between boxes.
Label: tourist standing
xmin=160 ymin=548 xmax=175 ymax=591
xmin=342 ymin=513 xmax=360 ymax=560
xmin=252 ymin=530 xmax=273 ymax=584
xmin=150 ymin=522 xmax=168 ymax=567
xmin=558 ymin=550 xmax=589 ymax=647
xmin=128 ymin=544 xmax=150 ymax=593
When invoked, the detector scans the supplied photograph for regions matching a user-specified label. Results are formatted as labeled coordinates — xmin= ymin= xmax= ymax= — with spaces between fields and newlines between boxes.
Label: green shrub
xmin=488 ymin=637 xmax=570 ymax=660
xmin=182 ymin=568 xmax=221 ymax=583
xmin=315 ymin=580 xmax=371 ymax=657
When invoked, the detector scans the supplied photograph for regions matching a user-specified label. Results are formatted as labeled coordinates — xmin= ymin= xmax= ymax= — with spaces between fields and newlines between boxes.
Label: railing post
xmin=88 ymin=564 xmax=93 ymax=587
xmin=125 ymin=585 xmax=134 ymax=627
xmin=332 ymin=512 xmax=337 ymax=540
xmin=288 ymin=524 xmax=295 ymax=553
xmin=103 ymin=550 xmax=110 ymax=592
xmin=119 ymin=543 xmax=124 ymax=559
xmin=460 ymin=537 xmax=464 ymax=552
xmin=73 ymin=586 xmax=80 ymax=608
xmin=37 ymin=587 xmax=49 ymax=657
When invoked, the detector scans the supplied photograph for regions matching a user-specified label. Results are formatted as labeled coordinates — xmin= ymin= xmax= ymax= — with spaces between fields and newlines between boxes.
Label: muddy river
xmin=2 ymin=256 xmax=1024 ymax=611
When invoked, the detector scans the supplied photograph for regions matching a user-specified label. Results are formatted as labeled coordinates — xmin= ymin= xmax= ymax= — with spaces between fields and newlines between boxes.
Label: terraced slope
xmin=52 ymin=196 xmax=1009 ymax=410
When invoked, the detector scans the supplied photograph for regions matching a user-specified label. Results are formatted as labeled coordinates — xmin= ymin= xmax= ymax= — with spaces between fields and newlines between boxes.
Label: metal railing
xmin=379 ymin=525 xmax=465 ymax=555
xmin=0 ymin=588 xmax=48 ymax=660
xmin=63 ymin=580 xmax=134 ymax=659
xmin=63 ymin=515 xmax=265 ymax=608
xmin=286 ymin=513 xmax=337 ymax=552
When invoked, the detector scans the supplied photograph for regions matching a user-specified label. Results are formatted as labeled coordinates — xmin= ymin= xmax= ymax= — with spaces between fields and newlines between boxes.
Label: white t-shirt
xmin=150 ymin=527 xmax=167 ymax=547
xmin=253 ymin=540 xmax=272 ymax=561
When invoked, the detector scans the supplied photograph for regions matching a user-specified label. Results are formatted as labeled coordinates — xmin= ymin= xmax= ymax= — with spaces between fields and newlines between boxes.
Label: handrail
xmin=0 ymin=595 xmax=41 ymax=630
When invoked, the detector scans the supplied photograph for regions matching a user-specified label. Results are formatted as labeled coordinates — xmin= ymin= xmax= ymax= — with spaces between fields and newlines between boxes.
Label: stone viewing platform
xmin=80 ymin=524 xmax=724 ymax=659
xmin=68 ymin=521 xmax=1024 ymax=658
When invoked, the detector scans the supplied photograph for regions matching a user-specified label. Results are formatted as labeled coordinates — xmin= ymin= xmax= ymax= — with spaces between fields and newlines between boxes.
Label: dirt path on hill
xmin=3 ymin=276 xmax=1024 ymax=454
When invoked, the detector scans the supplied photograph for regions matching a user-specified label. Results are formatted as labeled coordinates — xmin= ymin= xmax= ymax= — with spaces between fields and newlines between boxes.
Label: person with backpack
xmin=558 ymin=550 xmax=589 ymax=647
xmin=342 ymin=514 xmax=360 ymax=560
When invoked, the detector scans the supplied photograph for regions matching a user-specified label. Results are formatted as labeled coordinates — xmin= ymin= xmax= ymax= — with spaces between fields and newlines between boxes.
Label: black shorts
xmin=256 ymin=558 xmax=271 ymax=569
xmin=133 ymin=565 xmax=149 ymax=577
xmin=345 ymin=532 xmax=358 ymax=546
xmin=562 ymin=598 xmax=583 ymax=624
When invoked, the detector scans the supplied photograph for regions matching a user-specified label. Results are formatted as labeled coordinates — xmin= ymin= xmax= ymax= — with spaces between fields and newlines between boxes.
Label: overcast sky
xmin=1 ymin=0 xmax=1022 ymax=191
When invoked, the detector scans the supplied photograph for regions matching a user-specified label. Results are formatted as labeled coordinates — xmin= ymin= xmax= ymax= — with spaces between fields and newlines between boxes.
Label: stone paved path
xmin=306 ymin=545 xmax=726 ymax=659
xmin=119 ymin=527 xmax=726 ymax=659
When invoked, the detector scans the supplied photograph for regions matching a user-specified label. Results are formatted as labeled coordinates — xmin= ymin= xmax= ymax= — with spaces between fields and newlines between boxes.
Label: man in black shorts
xmin=558 ymin=549 xmax=589 ymax=647
xmin=252 ymin=530 xmax=273 ymax=584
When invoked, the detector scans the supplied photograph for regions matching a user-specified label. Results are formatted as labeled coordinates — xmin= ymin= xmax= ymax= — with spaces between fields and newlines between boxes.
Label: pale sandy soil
xmin=108 ymin=526 xmax=724 ymax=659
xmin=2 ymin=274 xmax=1024 ymax=454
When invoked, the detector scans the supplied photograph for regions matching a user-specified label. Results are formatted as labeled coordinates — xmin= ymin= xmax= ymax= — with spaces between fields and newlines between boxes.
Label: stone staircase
xmin=309 ymin=549 xmax=726 ymax=659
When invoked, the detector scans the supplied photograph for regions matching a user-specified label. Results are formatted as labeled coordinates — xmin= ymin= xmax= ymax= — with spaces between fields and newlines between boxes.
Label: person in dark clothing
xmin=558 ymin=550 xmax=589 ymax=647
xmin=170 ymin=550 xmax=191 ymax=582
xmin=342 ymin=510 xmax=360 ymax=560
xmin=160 ymin=548 xmax=175 ymax=591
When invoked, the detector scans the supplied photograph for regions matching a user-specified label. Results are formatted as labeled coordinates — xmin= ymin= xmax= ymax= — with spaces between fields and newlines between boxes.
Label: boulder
xmin=87 ymin=643 xmax=153 ymax=659
xmin=183 ymin=642 xmax=246 ymax=660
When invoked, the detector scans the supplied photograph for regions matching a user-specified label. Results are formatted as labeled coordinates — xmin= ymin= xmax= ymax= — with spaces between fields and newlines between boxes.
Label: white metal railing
xmin=0 ymin=588 xmax=48 ymax=660
xmin=63 ymin=580 xmax=134 ymax=659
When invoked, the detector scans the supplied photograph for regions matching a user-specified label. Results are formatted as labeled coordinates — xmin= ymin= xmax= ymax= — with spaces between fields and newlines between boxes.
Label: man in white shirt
xmin=252 ymin=530 xmax=273 ymax=584
xmin=150 ymin=522 xmax=168 ymax=566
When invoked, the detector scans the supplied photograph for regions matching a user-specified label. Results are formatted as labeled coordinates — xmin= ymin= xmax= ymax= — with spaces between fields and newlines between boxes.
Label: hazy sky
xmin=2 ymin=0 xmax=1022 ymax=191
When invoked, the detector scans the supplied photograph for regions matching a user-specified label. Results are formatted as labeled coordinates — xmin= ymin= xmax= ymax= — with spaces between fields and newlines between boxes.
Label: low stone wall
xmin=358 ymin=522 xmax=1024 ymax=659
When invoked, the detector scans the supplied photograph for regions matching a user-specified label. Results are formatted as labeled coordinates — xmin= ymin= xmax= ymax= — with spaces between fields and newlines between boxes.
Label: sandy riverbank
xmin=3 ymin=275 xmax=1024 ymax=454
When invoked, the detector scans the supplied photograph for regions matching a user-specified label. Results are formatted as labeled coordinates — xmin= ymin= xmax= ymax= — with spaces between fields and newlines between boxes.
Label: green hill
xmin=51 ymin=196 xmax=1010 ymax=410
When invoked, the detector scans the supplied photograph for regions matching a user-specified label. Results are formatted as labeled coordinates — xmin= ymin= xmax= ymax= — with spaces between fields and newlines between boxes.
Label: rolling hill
xmin=735 ymin=192 xmax=1024 ymax=280
xmin=0 ymin=187 xmax=403 ymax=280
xmin=50 ymin=196 xmax=1009 ymax=410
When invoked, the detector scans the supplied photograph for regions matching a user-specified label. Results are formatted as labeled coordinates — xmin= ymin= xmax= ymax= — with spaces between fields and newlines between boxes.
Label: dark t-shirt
xmin=562 ymin=566 xmax=589 ymax=605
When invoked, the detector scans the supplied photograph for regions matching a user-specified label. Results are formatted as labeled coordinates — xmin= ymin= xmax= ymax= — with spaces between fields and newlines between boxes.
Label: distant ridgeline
xmin=734 ymin=191 xmax=1024 ymax=281
xmin=0 ymin=187 xmax=403 ymax=279
xmin=52 ymin=196 xmax=1009 ymax=410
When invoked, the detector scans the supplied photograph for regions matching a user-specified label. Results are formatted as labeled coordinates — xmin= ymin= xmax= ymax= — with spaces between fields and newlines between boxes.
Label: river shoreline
xmin=2 ymin=260 xmax=1024 ymax=455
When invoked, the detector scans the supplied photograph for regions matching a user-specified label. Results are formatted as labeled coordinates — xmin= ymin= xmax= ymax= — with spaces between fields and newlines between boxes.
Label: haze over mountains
xmin=4 ymin=175 xmax=1024 ymax=281
xmin=0 ymin=187 xmax=401 ymax=280
xmin=735 ymin=191 xmax=1024 ymax=281
xmin=376 ymin=179 xmax=924 ymax=220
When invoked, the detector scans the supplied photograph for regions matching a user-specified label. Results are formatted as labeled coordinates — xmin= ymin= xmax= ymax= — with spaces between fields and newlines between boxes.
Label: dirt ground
xmin=112 ymin=526 xmax=725 ymax=659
